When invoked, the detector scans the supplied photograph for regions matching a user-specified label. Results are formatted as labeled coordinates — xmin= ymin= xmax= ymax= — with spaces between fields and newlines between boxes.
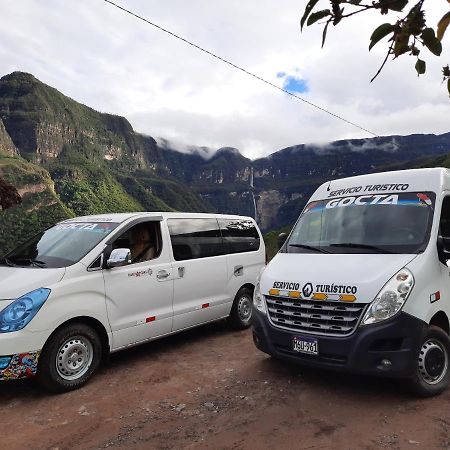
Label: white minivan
xmin=0 ymin=212 xmax=264 ymax=392
xmin=253 ymin=168 xmax=450 ymax=396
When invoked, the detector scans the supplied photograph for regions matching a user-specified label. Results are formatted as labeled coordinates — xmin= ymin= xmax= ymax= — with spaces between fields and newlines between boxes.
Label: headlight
xmin=253 ymin=281 xmax=267 ymax=314
xmin=0 ymin=288 xmax=50 ymax=333
xmin=361 ymin=268 xmax=414 ymax=325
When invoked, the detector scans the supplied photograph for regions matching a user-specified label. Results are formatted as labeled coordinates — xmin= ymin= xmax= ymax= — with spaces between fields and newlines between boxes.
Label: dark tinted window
xmin=440 ymin=197 xmax=450 ymax=238
xmin=219 ymin=219 xmax=260 ymax=254
xmin=168 ymin=219 xmax=223 ymax=261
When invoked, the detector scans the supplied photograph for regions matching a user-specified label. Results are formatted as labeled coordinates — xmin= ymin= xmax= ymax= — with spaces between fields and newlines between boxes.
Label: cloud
xmin=0 ymin=0 xmax=449 ymax=158
xmin=306 ymin=137 xmax=400 ymax=155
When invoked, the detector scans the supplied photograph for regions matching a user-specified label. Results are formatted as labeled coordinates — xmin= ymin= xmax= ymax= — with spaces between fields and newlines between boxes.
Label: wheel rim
xmin=237 ymin=295 xmax=252 ymax=322
xmin=418 ymin=339 xmax=448 ymax=385
xmin=56 ymin=336 xmax=94 ymax=381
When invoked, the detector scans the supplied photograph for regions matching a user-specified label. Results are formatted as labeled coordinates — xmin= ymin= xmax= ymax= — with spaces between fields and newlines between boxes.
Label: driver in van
xmin=130 ymin=224 xmax=156 ymax=263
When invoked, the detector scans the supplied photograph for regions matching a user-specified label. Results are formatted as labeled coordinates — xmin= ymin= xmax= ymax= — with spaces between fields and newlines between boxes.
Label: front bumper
xmin=252 ymin=309 xmax=427 ymax=378
xmin=0 ymin=328 xmax=49 ymax=381
xmin=0 ymin=351 xmax=40 ymax=380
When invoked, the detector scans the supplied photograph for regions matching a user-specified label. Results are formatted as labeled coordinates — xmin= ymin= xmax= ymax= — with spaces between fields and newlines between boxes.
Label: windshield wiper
xmin=329 ymin=243 xmax=393 ymax=254
xmin=6 ymin=257 xmax=47 ymax=268
xmin=289 ymin=244 xmax=330 ymax=254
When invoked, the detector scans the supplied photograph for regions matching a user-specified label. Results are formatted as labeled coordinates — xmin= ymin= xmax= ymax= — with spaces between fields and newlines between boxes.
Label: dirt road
xmin=1 ymin=322 xmax=449 ymax=450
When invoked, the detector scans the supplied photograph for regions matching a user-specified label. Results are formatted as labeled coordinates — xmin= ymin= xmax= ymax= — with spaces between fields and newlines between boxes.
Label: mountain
xmin=1 ymin=71 xmax=450 ymax=255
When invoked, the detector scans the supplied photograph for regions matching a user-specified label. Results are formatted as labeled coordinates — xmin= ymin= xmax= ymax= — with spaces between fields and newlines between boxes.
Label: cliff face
xmin=1 ymin=71 xmax=450 ymax=255
xmin=0 ymin=118 xmax=18 ymax=157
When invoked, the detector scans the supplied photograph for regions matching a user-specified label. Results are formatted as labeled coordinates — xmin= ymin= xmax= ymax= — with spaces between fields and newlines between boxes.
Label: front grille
xmin=266 ymin=295 xmax=367 ymax=336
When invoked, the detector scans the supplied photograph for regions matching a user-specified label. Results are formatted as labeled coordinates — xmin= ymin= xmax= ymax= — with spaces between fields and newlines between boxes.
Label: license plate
xmin=292 ymin=336 xmax=319 ymax=355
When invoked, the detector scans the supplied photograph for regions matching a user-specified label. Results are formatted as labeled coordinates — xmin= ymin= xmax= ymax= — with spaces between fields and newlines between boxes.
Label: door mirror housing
xmin=277 ymin=232 xmax=288 ymax=250
xmin=107 ymin=248 xmax=131 ymax=268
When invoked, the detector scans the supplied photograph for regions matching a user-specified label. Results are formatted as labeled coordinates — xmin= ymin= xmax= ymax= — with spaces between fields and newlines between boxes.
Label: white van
xmin=253 ymin=168 xmax=450 ymax=396
xmin=0 ymin=212 xmax=264 ymax=392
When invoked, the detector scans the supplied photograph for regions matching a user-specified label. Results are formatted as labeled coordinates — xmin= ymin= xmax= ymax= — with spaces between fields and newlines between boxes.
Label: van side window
xmin=219 ymin=219 xmax=260 ymax=253
xmin=440 ymin=197 xmax=450 ymax=238
xmin=168 ymin=219 xmax=223 ymax=261
xmin=112 ymin=221 xmax=162 ymax=264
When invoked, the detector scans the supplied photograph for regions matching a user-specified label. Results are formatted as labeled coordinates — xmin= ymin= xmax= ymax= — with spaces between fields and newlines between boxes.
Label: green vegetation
xmin=263 ymin=226 xmax=292 ymax=261
xmin=0 ymin=157 xmax=71 ymax=254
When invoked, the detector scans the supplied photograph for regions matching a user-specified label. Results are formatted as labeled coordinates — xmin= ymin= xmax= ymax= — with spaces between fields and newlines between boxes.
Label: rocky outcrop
xmin=0 ymin=119 xmax=18 ymax=157
xmin=0 ymin=177 xmax=21 ymax=210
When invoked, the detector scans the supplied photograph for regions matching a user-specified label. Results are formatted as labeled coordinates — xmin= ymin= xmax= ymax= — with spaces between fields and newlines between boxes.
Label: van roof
xmin=60 ymin=212 xmax=256 ymax=224
xmin=311 ymin=167 xmax=450 ymax=201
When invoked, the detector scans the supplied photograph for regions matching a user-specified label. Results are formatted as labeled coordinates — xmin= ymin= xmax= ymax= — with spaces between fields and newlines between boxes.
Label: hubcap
xmin=56 ymin=336 xmax=94 ymax=381
xmin=238 ymin=295 xmax=252 ymax=322
xmin=418 ymin=339 xmax=448 ymax=385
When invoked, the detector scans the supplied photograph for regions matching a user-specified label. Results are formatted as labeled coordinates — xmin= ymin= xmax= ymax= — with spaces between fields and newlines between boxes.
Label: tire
xmin=409 ymin=325 xmax=450 ymax=397
xmin=228 ymin=287 xmax=254 ymax=330
xmin=37 ymin=323 xmax=102 ymax=393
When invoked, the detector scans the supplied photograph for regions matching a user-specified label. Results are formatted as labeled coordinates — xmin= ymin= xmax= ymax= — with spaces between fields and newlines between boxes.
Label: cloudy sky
xmin=1 ymin=0 xmax=449 ymax=159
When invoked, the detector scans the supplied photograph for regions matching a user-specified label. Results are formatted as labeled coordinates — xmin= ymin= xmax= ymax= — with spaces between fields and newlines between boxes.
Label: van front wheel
xmin=409 ymin=325 xmax=450 ymax=397
xmin=228 ymin=287 xmax=253 ymax=330
xmin=37 ymin=323 xmax=102 ymax=393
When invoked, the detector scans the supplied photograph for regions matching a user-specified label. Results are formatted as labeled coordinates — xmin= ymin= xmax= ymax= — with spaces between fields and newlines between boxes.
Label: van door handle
xmin=157 ymin=270 xmax=170 ymax=279
xmin=178 ymin=266 xmax=185 ymax=277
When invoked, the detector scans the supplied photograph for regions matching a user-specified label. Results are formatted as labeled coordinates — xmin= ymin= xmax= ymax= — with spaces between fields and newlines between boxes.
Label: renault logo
xmin=302 ymin=282 xmax=313 ymax=298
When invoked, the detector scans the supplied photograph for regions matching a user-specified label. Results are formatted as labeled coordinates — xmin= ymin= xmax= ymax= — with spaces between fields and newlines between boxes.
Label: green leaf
xmin=307 ymin=9 xmax=331 ymax=27
xmin=437 ymin=11 xmax=450 ymax=41
xmin=301 ymin=0 xmax=319 ymax=31
xmin=415 ymin=59 xmax=426 ymax=76
xmin=421 ymin=28 xmax=442 ymax=56
xmin=386 ymin=0 xmax=408 ymax=12
xmin=448 ymin=78 xmax=450 ymax=97
xmin=369 ymin=23 xmax=395 ymax=51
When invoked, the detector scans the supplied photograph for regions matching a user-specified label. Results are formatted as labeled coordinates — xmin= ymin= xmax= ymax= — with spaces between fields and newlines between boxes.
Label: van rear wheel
xmin=228 ymin=287 xmax=253 ymax=330
xmin=409 ymin=325 xmax=450 ymax=397
xmin=37 ymin=323 xmax=102 ymax=393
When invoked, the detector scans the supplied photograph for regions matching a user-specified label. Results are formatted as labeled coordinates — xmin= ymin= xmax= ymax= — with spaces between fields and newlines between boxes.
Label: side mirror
xmin=107 ymin=248 xmax=131 ymax=268
xmin=277 ymin=232 xmax=288 ymax=250
xmin=437 ymin=236 xmax=450 ymax=264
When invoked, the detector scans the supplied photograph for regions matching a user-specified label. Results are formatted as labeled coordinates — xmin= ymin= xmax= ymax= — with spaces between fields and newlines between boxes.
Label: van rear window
xmin=168 ymin=218 xmax=260 ymax=261
xmin=219 ymin=219 xmax=260 ymax=254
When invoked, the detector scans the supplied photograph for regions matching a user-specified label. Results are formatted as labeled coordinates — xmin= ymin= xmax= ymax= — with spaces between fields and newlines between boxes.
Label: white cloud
xmin=0 ymin=0 xmax=449 ymax=159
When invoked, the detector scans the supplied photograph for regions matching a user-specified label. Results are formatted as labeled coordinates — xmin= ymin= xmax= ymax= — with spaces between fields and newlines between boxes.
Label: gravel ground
xmin=1 ymin=322 xmax=449 ymax=450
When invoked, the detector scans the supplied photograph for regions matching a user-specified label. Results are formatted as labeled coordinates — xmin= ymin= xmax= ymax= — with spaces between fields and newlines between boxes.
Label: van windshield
xmin=285 ymin=192 xmax=436 ymax=254
xmin=1 ymin=222 xmax=119 ymax=268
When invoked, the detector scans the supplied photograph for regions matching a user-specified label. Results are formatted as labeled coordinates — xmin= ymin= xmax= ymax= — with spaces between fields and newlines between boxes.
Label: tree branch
xmin=371 ymin=39 xmax=395 ymax=82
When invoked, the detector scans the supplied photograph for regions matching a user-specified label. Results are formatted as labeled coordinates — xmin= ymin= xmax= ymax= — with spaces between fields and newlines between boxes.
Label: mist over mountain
xmin=1 ymin=71 xmax=450 ymax=254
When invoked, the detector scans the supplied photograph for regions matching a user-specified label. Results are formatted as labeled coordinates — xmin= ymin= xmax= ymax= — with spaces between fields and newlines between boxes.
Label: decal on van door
xmin=128 ymin=268 xmax=153 ymax=278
